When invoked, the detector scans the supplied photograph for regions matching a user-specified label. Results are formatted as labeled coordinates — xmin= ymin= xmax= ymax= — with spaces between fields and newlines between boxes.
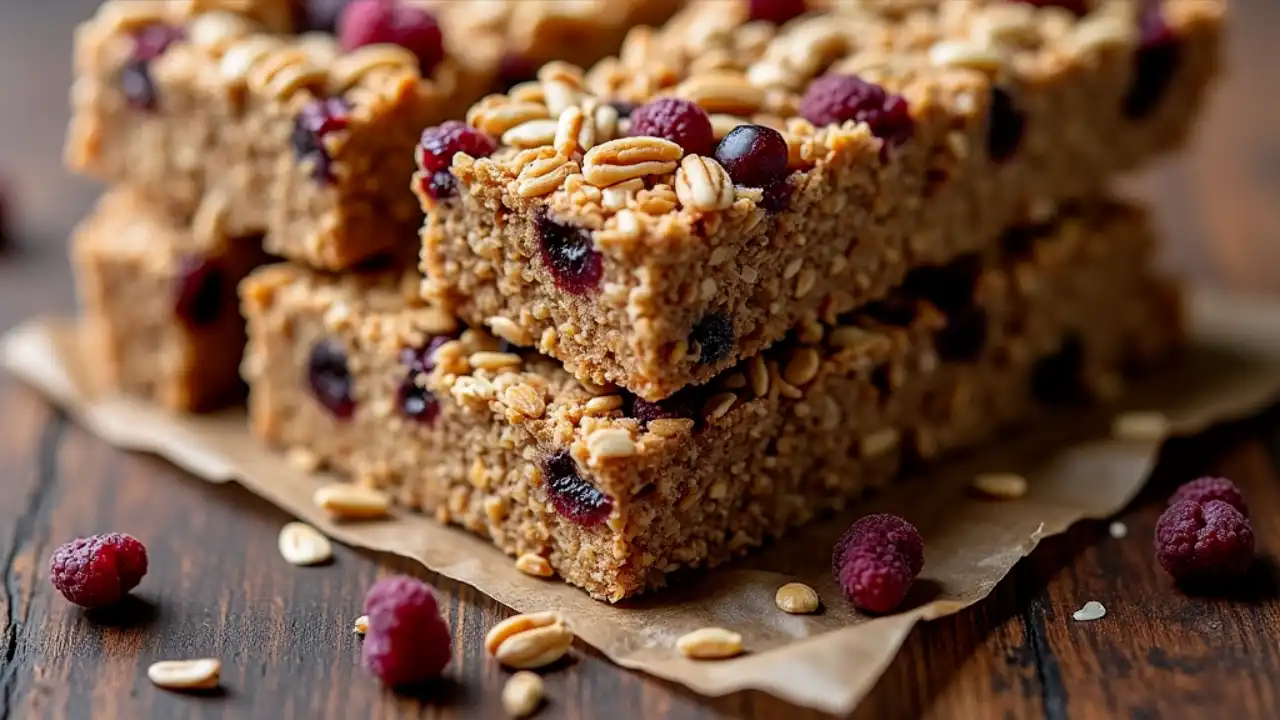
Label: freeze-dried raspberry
xmin=49 ymin=533 xmax=148 ymax=608
xmin=1155 ymin=499 xmax=1254 ymax=582
xmin=362 ymin=576 xmax=452 ymax=685
xmin=629 ymin=98 xmax=715 ymax=156
xmin=1170 ymin=476 xmax=1248 ymax=517
xmin=832 ymin=514 xmax=923 ymax=613
xmin=832 ymin=513 xmax=925 ymax=577
xmin=417 ymin=121 xmax=497 ymax=173
xmin=799 ymin=75 xmax=915 ymax=149
xmin=338 ymin=0 xmax=445 ymax=75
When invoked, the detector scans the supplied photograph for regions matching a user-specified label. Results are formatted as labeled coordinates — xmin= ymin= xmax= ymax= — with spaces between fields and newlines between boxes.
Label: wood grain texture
xmin=1 ymin=0 xmax=1278 ymax=717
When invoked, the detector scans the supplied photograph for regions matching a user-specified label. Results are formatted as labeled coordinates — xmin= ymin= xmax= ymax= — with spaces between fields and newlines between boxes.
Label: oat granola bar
xmin=73 ymin=190 xmax=272 ymax=412
xmin=242 ymin=198 xmax=1182 ymax=600
xmin=65 ymin=0 xmax=681 ymax=270
xmin=417 ymin=0 xmax=1220 ymax=401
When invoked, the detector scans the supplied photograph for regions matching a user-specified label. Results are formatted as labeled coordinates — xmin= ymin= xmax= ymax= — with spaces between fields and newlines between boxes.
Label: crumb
xmin=1072 ymin=600 xmax=1106 ymax=622
xmin=49 ymin=533 xmax=148 ymax=608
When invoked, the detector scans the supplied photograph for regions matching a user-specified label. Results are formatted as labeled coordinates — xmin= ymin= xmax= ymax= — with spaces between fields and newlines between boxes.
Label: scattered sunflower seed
xmin=1072 ymin=601 xmax=1107 ymax=622
xmin=147 ymin=658 xmax=221 ymax=691
xmin=502 ymin=671 xmax=545 ymax=717
xmin=971 ymin=472 xmax=1028 ymax=500
xmin=277 ymin=521 xmax=333 ymax=565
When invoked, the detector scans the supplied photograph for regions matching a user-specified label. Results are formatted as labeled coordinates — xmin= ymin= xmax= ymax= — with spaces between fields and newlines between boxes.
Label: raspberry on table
xmin=1170 ymin=476 xmax=1248 ymax=517
xmin=362 ymin=576 xmax=452 ymax=685
xmin=338 ymin=0 xmax=445 ymax=75
xmin=628 ymin=98 xmax=715 ymax=156
xmin=798 ymin=75 xmax=915 ymax=150
xmin=832 ymin=514 xmax=924 ymax=613
xmin=417 ymin=121 xmax=497 ymax=174
xmin=1155 ymin=499 xmax=1254 ymax=582
xmin=49 ymin=533 xmax=148 ymax=609
xmin=714 ymin=124 xmax=789 ymax=188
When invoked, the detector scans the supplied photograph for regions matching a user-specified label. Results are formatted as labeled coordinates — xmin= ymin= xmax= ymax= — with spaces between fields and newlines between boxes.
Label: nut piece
xmin=774 ymin=582 xmax=820 ymax=614
xmin=515 ymin=553 xmax=555 ymax=578
xmin=485 ymin=611 xmax=574 ymax=669
xmin=502 ymin=671 xmax=545 ymax=718
xmin=582 ymin=137 xmax=682 ymax=187
xmin=586 ymin=427 xmax=637 ymax=461
xmin=970 ymin=472 xmax=1028 ymax=500
xmin=278 ymin=521 xmax=333 ymax=566
xmin=1111 ymin=411 xmax=1170 ymax=441
xmin=313 ymin=484 xmax=391 ymax=519
xmin=147 ymin=658 xmax=222 ymax=691
xmin=674 ymin=155 xmax=735 ymax=211
xmin=354 ymin=615 xmax=369 ymax=634
xmin=676 ymin=627 xmax=743 ymax=659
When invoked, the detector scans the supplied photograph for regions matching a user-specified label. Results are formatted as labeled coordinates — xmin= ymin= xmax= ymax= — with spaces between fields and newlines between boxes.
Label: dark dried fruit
xmin=760 ymin=179 xmax=792 ymax=214
xmin=1155 ymin=499 xmax=1254 ymax=582
xmin=50 ymin=533 xmax=149 ymax=609
xmin=300 ymin=0 xmax=352 ymax=32
xmin=397 ymin=376 xmax=440 ymax=424
xmin=747 ymin=0 xmax=808 ymax=24
xmin=624 ymin=387 xmax=702 ymax=426
xmin=987 ymin=87 xmax=1026 ymax=162
xmin=292 ymin=98 xmax=351 ymax=182
xmin=536 ymin=212 xmax=603 ymax=295
xmin=1013 ymin=0 xmax=1088 ymax=15
xmin=799 ymin=75 xmax=915 ymax=149
xmin=339 ymin=0 xmax=445 ymax=75
xmin=421 ymin=169 xmax=457 ymax=201
xmin=496 ymin=53 xmax=540 ymax=91
xmin=1124 ymin=7 xmax=1183 ymax=120
xmin=543 ymin=450 xmax=613 ymax=526
xmin=629 ymin=97 xmax=715 ymax=156
xmin=399 ymin=336 xmax=452 ymax=373
xmin=121 ymin=24 xmax=183 ymax=111
xmin=172 ymin=254 xmax=225 ymax=328
xmin=362 ymin=576 xmax=452 ymax=685
xmin=689 ymin=313 xmax=733 ymax=364
xmin=308 ymin=339 xmax=356 ymax=420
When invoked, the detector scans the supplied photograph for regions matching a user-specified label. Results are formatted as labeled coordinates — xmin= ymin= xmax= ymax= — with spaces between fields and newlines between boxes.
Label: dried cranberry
xmin=417 ymin=121 xmax=497 ymax=174
xmin=629 ymin=98 xmax=715 ymax=156
xmin=172 ymin=254 xmax=225 ymax=328
xmin=714 ymin=125 xmax=789 ymax=188
xmin=987 ymin=87 xmax=1026 ymax=162
xmin=543 ymin=451 xmax=613 ymax=526
xmin=292 ymin=98 xmax=351 ymax=183
xmin=1124 ymin=7 xmax=1183 ymax=120
xmin=799 ymin=75 xmax=915 ymax=149
xmin=623 ymin=388 xmax=701 ymax=426
xmin=400 ymin=336 xmax=452 ymax=373
xmin=747 ymin=0 xmax=808 ymax=24
xmin=535 ymin=212 xmax=603 ymax=295
xmin=397 ymin=375 xmax=440 ymax=424
xmin=121 ymin=24 xmax=183 ymax=112
xmin=933 ymin=306 xmax=988 ymax=362
xmin=497 ymin=53 xmax=540 ymax=91
xmin=1030 ymin=336 xmax=1085 ymax=404
xmin=338 ymin=0 xmax=445 ymax=75
xmin=421 ymin=170 xmax=457 ymax=201
xmin=308 ymin=339 xmax=356 ymax=420
xmin=689 ymin=313 xmax=733 ymax=364
xmin=132 ymin=23 xmax=183 ymax=61
xmin=300 ymin=0 xmax=352 ymax=33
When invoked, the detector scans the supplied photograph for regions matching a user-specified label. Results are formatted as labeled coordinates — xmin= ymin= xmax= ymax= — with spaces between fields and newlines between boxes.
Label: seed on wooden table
xmin=774 ymin=582 xmax=820 ymax=614
xmin=971 ymin=472 xmax=1028 ymax=500
xmin=676 ymin=627 xmax=743 ymax=659
xmin=1072 ymin=600 xmax=1106 ymax=622
xmin=312 ymin=483 xmax=391 ymax=519
xmin=278 ymin=521 xmax=333 ymax=565
xmin=147 ymin=658 xmax=221 ymax=691
xmin=515 ymin=553 xmax=554 ymax=578
xmin=354 ymin=615 xmax=369 ymax=634
xmin=502 ymin=671 xmax=545 ymax=718
xmin=486 ymin=611 xmax=575 ymax=669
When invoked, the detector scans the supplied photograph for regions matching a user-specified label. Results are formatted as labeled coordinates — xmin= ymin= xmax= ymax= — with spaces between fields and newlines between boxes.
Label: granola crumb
xmin=502 ymin=671 xmax=545 ymax=718
xmin=1071 ymin=600 xmax=1106 ymax=622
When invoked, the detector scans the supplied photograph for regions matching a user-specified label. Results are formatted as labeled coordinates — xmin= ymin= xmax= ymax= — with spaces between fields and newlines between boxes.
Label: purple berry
xmin=714 ymin=125 xmax=789 ymax=188
xmin=292 ymin=98 xmax=351 ymax=183
xmin=543 ymin=451 xmax=613 ymax=526
xmin=987 ymin=87 xmax=1026 ymax=162
xmin=300 ymin=0 xmax=352 ymax=33
xmin=420 ymin=169 xmax=457 ymax=201
xmin=629 ymin=98 xmax=715 ymax=156
xmin=397 ymin=376 xmax=440 ymax=424
xmin=362 ymin=576 xmax=452 ymax=685
xmin=399 ymin=336 xmax=452 ymax=373
xmin=535 ymin=213 xmax=603 ymax=295
xmin=120 ymin=24 xmax=183 ymax=112
xmin=50 ymin=533 xmax=149 ymax=609
xmin=798 ymin=75 xmax=915 ymax=149
xmin=1170 ymin=477 xmax=1249 ymax=517
xmin=172 ymin=254 xmax=225 ymax=328
xmin=1155 ymin=499 xmax=1254 ymax=582
xmin=132 ymin=23 xmax=183 ymax=61
xmin=497 ymin=53 xmax=539 ymax=91
xmin=1124 ymin=6 xmax=1183 ymax=120
xmin=760 ymin=179 xmax=792 ymax=213
xmin=609 ymin=101 xmax=635 ymax=119
xmin=417 ymin=121 xmax=497 ymax=173
xmin=689 ymin=313 xmax=733 ymax=364
xmin=624 ymin=388 xmax=701 ymax=426
xmin=308 ymin=339 xmax=356 ymax=420
xmin=339 ymin=0 xmax=445 ymax=75
xmin=747 ymin=0 xmax=808 ymax=24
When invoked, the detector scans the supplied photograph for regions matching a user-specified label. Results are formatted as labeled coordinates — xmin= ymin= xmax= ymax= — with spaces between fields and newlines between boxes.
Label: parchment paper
xmin=5 ymin=289 xmax=1280 ymax=715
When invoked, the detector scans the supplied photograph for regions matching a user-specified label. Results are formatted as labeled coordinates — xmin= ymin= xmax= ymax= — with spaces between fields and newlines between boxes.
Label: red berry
xmin=362 ymin=576 xmax=452 ymax=685
xmin=747 ymin=0 xmax=808 ymax=24
xmin=1123 ymin=5 xmax=1182 ymax=120
xmin=628 ymin=98 xmax=715 ymax=156
xmin=535 ymin=212 xmax=603 ymax=295
xmin=543 ymin=451 xmax=613 ymax=526
xmin=837 ymin=544 xmax=917 ymax=614
xmin=417 ymin=121 xmax=497 ymax=174
xmin=307 ymin=339 xmax=356 ymax=420
xmin=798 ymin=75 xmax=915 ymax=149
xmin=1155 ymin=500 xmax=1254 ymax=582
xmin=338 ymin=0 xmax=445 ymax=75
xmin=714 ymin=124 xmax=789 ymax=188
xmin=1170 ymin=476 xmax=1248 ymax=517
xmin=49 ymin=533 xmax=148 ymax=609
xmin=832 ymin=513 xmax=925 ymax=577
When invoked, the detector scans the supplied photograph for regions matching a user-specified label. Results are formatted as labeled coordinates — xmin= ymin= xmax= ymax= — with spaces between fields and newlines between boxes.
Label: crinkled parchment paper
xmin=5 ymin=290 xmax=1280 ymax=715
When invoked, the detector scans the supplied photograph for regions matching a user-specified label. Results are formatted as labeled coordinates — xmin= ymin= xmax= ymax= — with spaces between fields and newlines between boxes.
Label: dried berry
xmin=292 ymin=98 xmax=351 ymax=183
xmin=121 ymin=24 xmax=183 ymax=111
xmin=172 ymin=254 xmax=224 ymax=328
xmin=1155 ymin=499 xmax=1254 ymax=582
xmin=689 ymin=313 xmax=733 ymax=365
xmin=543 ymin=451 xmax=613 ymax=526
xmin=397 ymin=375 xmax=440 ymax=424
xmin=338 ymin=0 xmax=445 ymax=75
xmin=399 ymin=336 xmax=452 ymax=374
xmin=629 ymin=98 xmax=715 ymax=156
xmin=624 ymin=387 xmax=703 ymax=426
xmin=50 ymin=533 xmax=148 ymax=608
xmin=417 ymin=121 xmax=497 ymax=174
xmin=714 ymin=125 xmax=789 ymax=188
xmin=799 ymin=75 xmax=915 ymax=149
xmin=1124 ymin=6 xmax=1183 ymax=120
xmin=1013 ymin=0 xmax=1088 ymax=15
xmin=536 ymin=212 xmax=603 ymax=295
xmin=308 ymin=339 xmax=356 ymax=419
xmin=747 ymin=0 xmax=808 ymax=24
xmin=1170 ymin=477 xmax=1248 ymax=517
xmin=987 ymin=87 xmax=1026 ymax=162
xmin=362 ymin=576 xmax=452 ymax=685
xmin=300 ymin=0 xmax=352 ymax=33
xmin=832 ymin=514 xmax=924 ymax=613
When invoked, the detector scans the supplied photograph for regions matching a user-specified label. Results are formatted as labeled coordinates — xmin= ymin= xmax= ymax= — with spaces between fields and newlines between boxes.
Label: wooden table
xmin=2 ymin=2 xmax=1278 ymax=718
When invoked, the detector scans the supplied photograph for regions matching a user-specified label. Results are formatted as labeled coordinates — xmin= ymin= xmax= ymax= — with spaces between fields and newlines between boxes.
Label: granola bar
xmin=73 ymin=190 xmax=272 ymax=412
xmin=417 ymin=0 xmax=1221 ymax=400
xmin=242 ymin=198 xmax=1183 ymax=600
xmin=65 ymin=0 xmax=681 ymax=270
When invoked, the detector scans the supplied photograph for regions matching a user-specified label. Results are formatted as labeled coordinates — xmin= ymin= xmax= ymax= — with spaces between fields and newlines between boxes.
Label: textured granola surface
xmin=73 ymin=189 xmax=272 ymax=412
xmin=420 ymin=0 xmax=1222 ymax=400
xmin=246 ymin=198 xmax=1184 ymax=600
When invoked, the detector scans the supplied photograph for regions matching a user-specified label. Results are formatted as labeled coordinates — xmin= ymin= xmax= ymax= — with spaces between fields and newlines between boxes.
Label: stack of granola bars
xmin=68 ymin=0 xmax=1224 ymax=601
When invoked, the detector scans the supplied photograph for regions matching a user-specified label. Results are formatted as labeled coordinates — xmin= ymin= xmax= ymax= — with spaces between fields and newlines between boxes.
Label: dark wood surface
xmin=2 ymin=1 xmax=1278 ymax=718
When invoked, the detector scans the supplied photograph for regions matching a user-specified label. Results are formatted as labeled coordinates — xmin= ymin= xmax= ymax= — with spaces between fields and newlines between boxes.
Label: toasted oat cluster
xmin=417 ymin=0 xmax=1221 ymax=401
